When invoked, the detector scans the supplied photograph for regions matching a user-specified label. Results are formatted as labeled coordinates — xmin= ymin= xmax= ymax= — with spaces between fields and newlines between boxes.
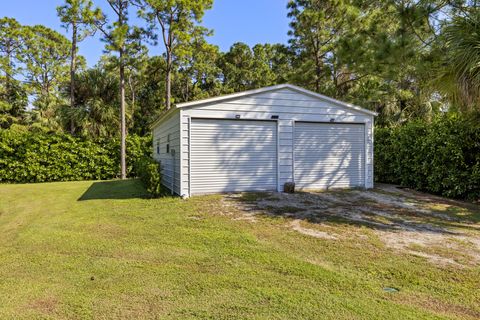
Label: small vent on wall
xmin=166 ymin=134 xmax=170 ymax=153
xmin=271 ymin=115 xmax=279 ymax=120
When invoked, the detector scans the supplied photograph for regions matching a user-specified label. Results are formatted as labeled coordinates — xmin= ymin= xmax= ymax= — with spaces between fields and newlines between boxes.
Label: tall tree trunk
xmin=128 ymin=73 xmax=136 ymax=110
xmin=120 ymin=47 xmax=127 ymax=180
xmin=314 ymin=53 xmax=321 ymax=92
xmin=70 ymin=22 xmax=78 ymax=134
xmin=165 ymin=49 xmax=172 ymax=110
xmin=128 ymin=73 xmax=135 ymax=131
xmin=5 ymin=42 xmax=11 ymax=95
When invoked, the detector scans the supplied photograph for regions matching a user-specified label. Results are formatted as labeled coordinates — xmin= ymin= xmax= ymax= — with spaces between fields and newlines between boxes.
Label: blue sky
xmin=2 ymin=0 xmax=290 ymax=66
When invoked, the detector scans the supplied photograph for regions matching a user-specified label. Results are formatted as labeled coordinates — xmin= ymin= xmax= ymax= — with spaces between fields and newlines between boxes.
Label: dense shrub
xmin=375 ymin=115 xmax=480 ymax=200
xmin=134 ymin=156 xmax=163 ymax=197
xmin=0 ymin=128 xmax=152 ymax=183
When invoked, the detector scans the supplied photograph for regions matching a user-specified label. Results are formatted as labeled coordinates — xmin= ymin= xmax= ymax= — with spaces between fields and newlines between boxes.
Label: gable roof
xmin=151 ymin=84 xmax=377 ymax=128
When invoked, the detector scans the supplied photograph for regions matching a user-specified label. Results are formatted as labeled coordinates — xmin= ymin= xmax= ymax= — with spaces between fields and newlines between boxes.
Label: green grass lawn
xmin=0 ymin=180 xmax=479 ymax=319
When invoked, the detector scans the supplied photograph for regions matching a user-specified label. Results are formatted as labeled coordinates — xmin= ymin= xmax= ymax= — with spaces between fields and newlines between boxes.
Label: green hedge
xmin=134 ymin=156 xmax=163 ymax=197
xmin=375 ymin=115 xmax=480 ymax=200
xmin=0 ymin=128 xmax=152 ymax=183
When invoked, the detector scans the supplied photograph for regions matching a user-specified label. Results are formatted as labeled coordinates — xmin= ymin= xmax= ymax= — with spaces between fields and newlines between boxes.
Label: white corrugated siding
xmin=152 ymin=111 xmax=181 ymax=195
xmin=190 ymin=119 xmax=277 ymax=194
xmin=294 ymin=122 xmax=365 ymax=189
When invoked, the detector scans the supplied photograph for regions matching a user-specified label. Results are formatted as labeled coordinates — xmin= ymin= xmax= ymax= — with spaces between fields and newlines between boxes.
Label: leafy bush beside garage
xmin=134 ymin=156 xmax=163 ymax=197
xmin=0 ymin=127 xmax=151 ymax=183
xmin=375 ymin=114 xmax=480 ymax=200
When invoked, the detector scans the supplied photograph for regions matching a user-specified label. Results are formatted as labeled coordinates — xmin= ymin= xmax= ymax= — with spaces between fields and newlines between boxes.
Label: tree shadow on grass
xmin=78 ymin=179 xmax=150 ymax=201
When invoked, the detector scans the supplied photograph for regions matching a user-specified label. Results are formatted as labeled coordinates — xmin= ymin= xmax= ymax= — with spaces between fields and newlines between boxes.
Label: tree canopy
xmin=0 ymin=0 xmax=479 ymax=152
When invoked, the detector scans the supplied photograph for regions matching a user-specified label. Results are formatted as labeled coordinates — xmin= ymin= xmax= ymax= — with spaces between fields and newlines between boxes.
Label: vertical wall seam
xmin=364 ymin=121 xmax=368 ymax=189
xmin=188 ymin=116 xmax=192 ymax=197
xmin=179 ymin=110 xmax=183 ymax=196
xmin=277 ymin=120 xmax=280 ymax=192
xmin=370 ymin=118 xmax=374 ymax=188
xmin=292 ymin=120 xmax=296 ymax=184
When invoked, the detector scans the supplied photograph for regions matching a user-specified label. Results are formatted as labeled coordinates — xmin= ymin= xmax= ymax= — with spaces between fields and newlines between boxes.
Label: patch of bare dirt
xmin=290 ymin=219 xmax=338 ymax=240
xmin=223 ymin=185 xmax=480 ymax=267
xmin=28 ymin=296 xmax=58 ymax=315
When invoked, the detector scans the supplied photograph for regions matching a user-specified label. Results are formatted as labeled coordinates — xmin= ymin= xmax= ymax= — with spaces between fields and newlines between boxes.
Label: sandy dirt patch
xmin=223 ymin=184 xmax=480 ymax=267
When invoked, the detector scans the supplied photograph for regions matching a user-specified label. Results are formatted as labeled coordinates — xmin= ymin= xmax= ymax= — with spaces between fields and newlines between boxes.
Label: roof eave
xmin=283 ymin=84 xmax=378 ymax=117
xmin=150 ymin=84 xmax=378 ymax=129
xmin=176 ymin=83 xmax=378 ymax=117
xmin=149 ymin=106 xmax=180 ymax=130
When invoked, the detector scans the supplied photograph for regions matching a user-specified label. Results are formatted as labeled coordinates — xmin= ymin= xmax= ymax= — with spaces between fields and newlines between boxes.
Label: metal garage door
xmin=190 ymin=119 xmax=277 ymax=194
xmin=294 ymin=122 xmax=365 ymax=189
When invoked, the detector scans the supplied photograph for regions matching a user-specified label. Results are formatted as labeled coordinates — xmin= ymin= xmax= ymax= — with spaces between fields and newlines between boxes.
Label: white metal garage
xmin=151 ymin=84 xmax=376 ymax=197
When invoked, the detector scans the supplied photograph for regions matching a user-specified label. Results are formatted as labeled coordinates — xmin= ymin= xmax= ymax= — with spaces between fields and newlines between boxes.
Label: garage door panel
xmin=295 ymin=122 xmax=365 ymax=189
xmin=296 ymin=137 xmax=365 ymax=144
xmin=192 ymin=129 xmax=275 ymax=134
xmin=191 ymin=119 xmax=277 ymax=194
xmin=295 ymin=150 xmax=365 ymax=157
xmin=191 ymin=145 xmax=276 ymax=152
xmin=296 ymin=126 xmax=364 ymax=132
xmin=296 ymin=140 xmax=366 ymax=146
xmin=295 ymin=163 xmax=364 ymax=170
xmin=191 ymin=160 xmax=276 ymax=165
xmin=191 ymin=166 xmax=277 ymax=172
xmin=296 ymin=167 xmax=364 ymax=175
xmin=191 ymin=179 xmax=277 ymax=191
xmin=191 ymin=177 xmax=277 ymax=183
xmin=298 ymin=173 xmax=364 ymax=179
xmin=296 ymin=157 xmax=364 ymax=163
xmin=190 ymin=169 xmax=277 ymax=176
xmin=191 ymin=135 xmax=275 ymax=141
xmin=191 ymin=155 xmax=276 ymax=161
xmin=296 ymin=153 xmax=364 ymax=160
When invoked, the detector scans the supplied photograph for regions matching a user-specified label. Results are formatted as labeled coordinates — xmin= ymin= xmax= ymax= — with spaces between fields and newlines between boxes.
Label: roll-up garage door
xmin=294 ymin=122 xmax=365 ymax=189
xmin=190 ymin=119 xmax=277 ymax=195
